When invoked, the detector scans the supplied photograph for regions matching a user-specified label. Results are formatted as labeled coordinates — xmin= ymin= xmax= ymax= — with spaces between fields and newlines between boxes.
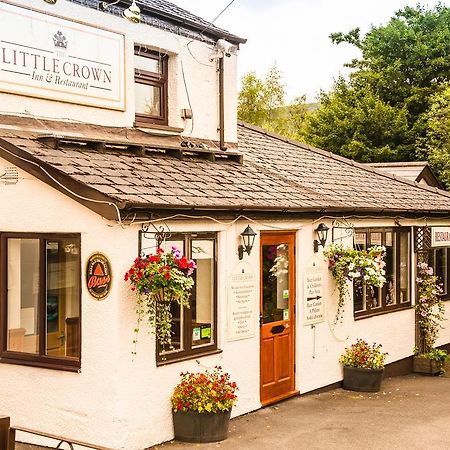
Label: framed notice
xmin=227 ymin=261 xmax=256 ymax=341
xmin=0 ymin=2 xmax=125 ymax=110
xmin=303 ymin=267 xmax=325 ymax=326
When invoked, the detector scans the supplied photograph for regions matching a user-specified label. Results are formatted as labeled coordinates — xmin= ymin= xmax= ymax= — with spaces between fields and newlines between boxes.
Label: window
xmin=134 ymin=46 xmax=168 ymax=126
xmin=0 ymin=233 xmax=81 ymax=370
xmin=353 ymin=228 xmax=411 ymax=318
xmin=430 ymin=247 xmax=450 ymax=298
xmin=156 ymin=233 xmax=218 ymax=364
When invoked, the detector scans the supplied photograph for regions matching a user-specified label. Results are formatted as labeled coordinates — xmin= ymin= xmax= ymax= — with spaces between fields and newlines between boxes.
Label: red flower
xmin=157 ymin=248 xmax=164 ymax=254
xmin=178 ymin=257 xmax=188 ymax=269
xmin=164 ymin=272 xmax=171 ymax=280
xmin=149 ymin=255 xmax=160 ymax=263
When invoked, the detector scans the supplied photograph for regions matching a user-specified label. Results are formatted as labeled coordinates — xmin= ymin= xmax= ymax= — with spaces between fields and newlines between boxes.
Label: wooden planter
xmin=172 ymin=409 xmax=231 ymax=443
xmin=343 ymin=366 xmax=384 ymax=392
xmin=413 ymin=356 xmax=444 ymax=375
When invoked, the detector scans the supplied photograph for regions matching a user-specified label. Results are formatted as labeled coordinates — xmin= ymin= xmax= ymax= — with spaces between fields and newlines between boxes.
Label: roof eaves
xmin=0 ymin=138 xmax=126 ymax=221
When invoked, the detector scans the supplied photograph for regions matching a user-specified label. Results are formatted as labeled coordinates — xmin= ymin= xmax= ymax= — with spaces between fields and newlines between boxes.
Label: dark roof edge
xmin=67 ymin=0 xmax=246 ymax=44
xmin=137 ymin=2 xmax=247 ymax=44
xmin=0 ymin=139 xmax=125 ymax=221
xmin=237 ymin=121 xmax=450 ymax=201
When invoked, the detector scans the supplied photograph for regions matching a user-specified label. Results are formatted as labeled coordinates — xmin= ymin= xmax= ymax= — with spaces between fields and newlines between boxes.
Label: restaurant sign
xmin=0 ymin=2 xmax=125 ymax=110
xmin=86 ymin=253 xmax=112 ymax=300
xmin=431 ymin=227 xmax=450 ymax=247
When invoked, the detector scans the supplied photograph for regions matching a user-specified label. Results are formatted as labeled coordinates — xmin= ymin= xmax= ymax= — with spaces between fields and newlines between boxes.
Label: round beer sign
xmin=86 ymin=252 xmax=112 ymax=300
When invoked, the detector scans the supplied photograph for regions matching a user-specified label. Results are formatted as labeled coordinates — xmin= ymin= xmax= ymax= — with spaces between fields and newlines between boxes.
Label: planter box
xmin=172 ymin=410 xmax=231 ymax=443
xmin=413 ymin=356 xmax=444 ymax=375
xmin=343 ymin=366 xmax=384 ymax=393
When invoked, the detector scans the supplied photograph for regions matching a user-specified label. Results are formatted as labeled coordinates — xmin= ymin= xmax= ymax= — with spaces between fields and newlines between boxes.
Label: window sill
xmin=354 ymin=303 xmax=412 ymax=320
xmin=0 ymin=355 xmax=81 ymax=372
xmin=156 ymin=348 xmax=222 ymax=367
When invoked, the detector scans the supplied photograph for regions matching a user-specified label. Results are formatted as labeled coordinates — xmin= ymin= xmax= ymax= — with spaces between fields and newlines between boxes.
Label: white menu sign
xmin=0 ymin=2 xmax=125 ymax=110
xmin=228 ymin=261 xmax=256 ymax=341
xmin=304 ymin=267 xmax=325 ymax=325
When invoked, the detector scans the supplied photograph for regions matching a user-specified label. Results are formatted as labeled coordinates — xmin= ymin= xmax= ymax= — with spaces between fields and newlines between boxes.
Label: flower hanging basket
xmin=124 ymin=246 xmax=196 ymax=350
xmin=324 ymin=244 xmax=386 ymax=323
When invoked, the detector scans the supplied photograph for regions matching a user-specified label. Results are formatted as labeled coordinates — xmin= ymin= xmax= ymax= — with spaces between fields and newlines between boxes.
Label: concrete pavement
xmin=154 ymin=374 xmax=450 ymax=450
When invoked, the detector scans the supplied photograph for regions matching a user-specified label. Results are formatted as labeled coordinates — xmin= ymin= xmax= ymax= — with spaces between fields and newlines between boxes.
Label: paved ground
xmin=17 ymin=373 xmax=450 ymax=450
xmin=154 ymin=373 xmax=450 ymax=450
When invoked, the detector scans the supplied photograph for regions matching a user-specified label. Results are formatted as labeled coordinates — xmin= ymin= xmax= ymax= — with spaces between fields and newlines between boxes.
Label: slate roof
xmin=1 ymin=116 xmax=450 ymax=219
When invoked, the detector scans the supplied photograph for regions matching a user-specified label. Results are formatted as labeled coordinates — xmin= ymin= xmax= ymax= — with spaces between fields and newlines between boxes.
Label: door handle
xmin=271 ymin=325 xmax=285 ymax=334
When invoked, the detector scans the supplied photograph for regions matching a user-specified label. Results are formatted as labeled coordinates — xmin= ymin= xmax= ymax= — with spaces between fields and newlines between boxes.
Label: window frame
xmin=134 ymin=46 xmax=168 ymax=127
xmin=155 ymin=232 xmax=219 ymax=365
xmin=0 ymin=232 xmax=82 ymax=371
xmin=429 ymin=246 xmax=450 ymax=300
xmin=353 ymin=227 xmax=412 ymax=319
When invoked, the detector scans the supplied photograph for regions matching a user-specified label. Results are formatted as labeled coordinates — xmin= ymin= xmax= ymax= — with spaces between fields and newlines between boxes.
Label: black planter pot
xmin=172 ymin=409 xmax=231 ymax=443
xmin=343 ymin=366 xmax=384 ymax=393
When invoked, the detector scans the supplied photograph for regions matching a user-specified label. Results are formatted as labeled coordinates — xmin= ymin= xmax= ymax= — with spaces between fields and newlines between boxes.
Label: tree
xmin=238 ymin=65 xmax=309 ymax=140
xmin=238 ymin=64 xmax=286 ymax=126
xmin=420 ymin=86 xmax=450 ymax=188
xmin=308 ymin=4 xmax=450 ymax=163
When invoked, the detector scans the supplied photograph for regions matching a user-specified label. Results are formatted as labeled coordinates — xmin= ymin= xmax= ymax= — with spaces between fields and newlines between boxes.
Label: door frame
xmin=259 ymin=231 xmax=297 ymax=405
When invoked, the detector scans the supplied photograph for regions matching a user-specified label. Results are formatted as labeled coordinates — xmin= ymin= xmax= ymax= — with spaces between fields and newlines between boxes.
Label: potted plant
xmin=124 ymin=246 xmax=196 ymax=349
xmin=324 ymin=244 xmax=386 ymax=323
xmin=171 ymin=366 xmax=238 ymax=443
xmin=414 ymin=261 xmax=447 ymax=374
xmin=339 ymin=339 xmax=388 ymax=392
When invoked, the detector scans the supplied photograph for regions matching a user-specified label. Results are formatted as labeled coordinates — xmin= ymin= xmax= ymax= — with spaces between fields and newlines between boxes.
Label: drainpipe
xmin=218 ymin=57 xmax=226 ymax=150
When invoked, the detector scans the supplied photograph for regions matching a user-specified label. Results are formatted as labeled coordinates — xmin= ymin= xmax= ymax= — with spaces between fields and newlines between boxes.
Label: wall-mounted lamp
xmin=238 ymin=225 xmax=257 ymax=260
xmin=313 ymin=223 xmax=329 ymax=253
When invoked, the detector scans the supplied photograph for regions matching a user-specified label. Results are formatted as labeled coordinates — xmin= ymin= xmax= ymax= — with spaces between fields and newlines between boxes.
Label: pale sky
xmin=172 ymin=0 xmax=450 ymax=102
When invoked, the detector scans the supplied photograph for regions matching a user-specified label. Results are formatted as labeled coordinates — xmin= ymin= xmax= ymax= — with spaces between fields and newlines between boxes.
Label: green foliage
xmin=339 ymin=339 xmax=388 ymax=369
xmin=415 ymin=347 xmax=449 ymax=364
xmin=306 ymin=80 xmax=410 ymax=161
xmin=420 ymin=86 xmax=450 ymax=188
xmin=238 ymin=65 xmax=310 ymax=141
xmin=307 ymin=4 xmax=450 ymax=165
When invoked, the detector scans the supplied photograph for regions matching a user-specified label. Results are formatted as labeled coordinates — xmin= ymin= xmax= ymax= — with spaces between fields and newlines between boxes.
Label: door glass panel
xmin=262 ymin=243 xmax=289 ymax=324
xmin=46 ymin=239 xmax=80 ymax=358
xmin=7 ymin=239 xmax=40 ymax=354
xmin=384 ymin=232 xmax=396 ymax=305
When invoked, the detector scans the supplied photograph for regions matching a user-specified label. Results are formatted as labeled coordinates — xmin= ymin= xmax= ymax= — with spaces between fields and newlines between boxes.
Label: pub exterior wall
xmin=2 ymin=160 xmax=450 ymax=448
xmin=0 ymin=0 xmax=238 ymax=143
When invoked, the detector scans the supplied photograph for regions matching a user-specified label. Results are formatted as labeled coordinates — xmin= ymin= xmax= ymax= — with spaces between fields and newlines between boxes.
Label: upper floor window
xmin=0 ymin=233 xmax=81 ymax=371
xmin=353 ymin=228 xmax=411 ymax=318
xmin=134 ymin=46 xmax=168 ymax=127
xmin=155 ymin=233 xmax=218 ymax=364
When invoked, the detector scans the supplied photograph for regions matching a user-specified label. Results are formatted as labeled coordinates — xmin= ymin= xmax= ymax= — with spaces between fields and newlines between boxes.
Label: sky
xmin=172 ymin=0 xmax=450 ymax=102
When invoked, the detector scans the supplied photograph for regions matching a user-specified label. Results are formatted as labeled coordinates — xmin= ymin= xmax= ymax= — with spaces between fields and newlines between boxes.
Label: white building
xmin=1 ymin=1 xmax=450 ymax=449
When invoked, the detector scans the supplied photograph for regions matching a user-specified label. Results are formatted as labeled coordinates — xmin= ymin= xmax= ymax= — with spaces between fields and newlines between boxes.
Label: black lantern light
xmin=313 ymin=223 xmax=329 ymax=253
xmin=238 ymin=225 xmax=257 ymax=260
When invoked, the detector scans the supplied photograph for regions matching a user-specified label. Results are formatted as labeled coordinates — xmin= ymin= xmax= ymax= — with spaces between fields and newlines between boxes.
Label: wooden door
xmin=260 ymin=233 xmax=296 ymax=405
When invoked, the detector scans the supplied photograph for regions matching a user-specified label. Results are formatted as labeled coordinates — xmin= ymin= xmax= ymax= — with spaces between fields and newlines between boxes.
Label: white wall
xmin=0 ymin=0 xmax=238 ymax=143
